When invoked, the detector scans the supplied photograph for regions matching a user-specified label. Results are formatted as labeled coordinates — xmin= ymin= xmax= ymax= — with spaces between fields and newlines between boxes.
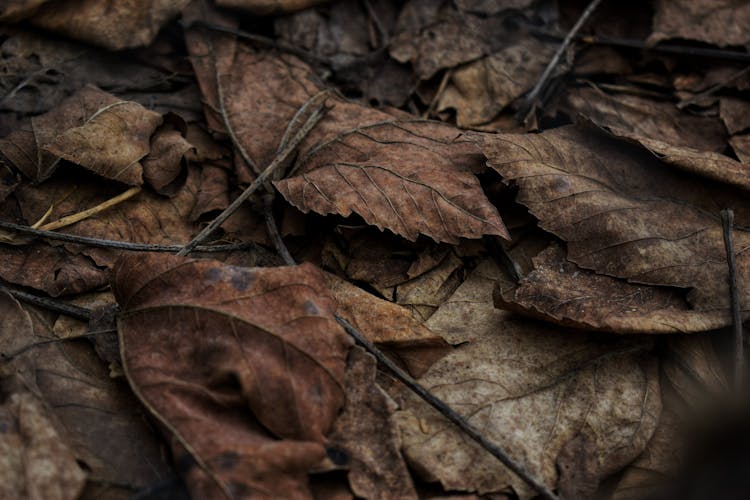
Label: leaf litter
xmin=0 ymin=0 xmax=748 ymax=499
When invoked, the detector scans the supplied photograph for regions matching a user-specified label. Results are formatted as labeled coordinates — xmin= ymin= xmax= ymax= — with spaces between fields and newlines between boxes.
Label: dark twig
xmin=263 ymin=195 xmax=295 ymax=266
xmin=0 ymin=220 xmax=257 ymax=253
xmin=721 ymin=209 xmax=744 ymax=396
xmin=1 ymin=285 xmax=92 ymax=320
xmin=517 ymin=0 xmax=605 ymax=124
xmin=336 ymin=315 xmax=558 ymax=500
xmin=177 ymin=97 xmax=328 ymax=257
xmin=1 ymin=328 xmax=116 ymax=361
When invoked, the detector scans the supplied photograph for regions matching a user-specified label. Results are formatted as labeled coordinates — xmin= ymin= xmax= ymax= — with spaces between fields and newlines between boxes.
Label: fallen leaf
xmin=395 ymin=251 xmax=463 ymax=322
xmin=648 ymin=0 xmax=750 ymax=47
xmin=329 ymin=347 xmax=417 ymax=500
xmin=437 ymin=38 xmax=554 ymax=127
xmin=196 ymin=43 xmax=508 ymax=243
xmin=719 ymin=97 xmax=750 ymax=135
xmin=471 ymin=123 xmax=750 ymax=313
xmin=142 ymin=113 xmax=193 ymax=195
xmin=29 ymin=0 xmax=189 ymax=50
xmin=563 ymin=86 xmax=727 ymax=153
xmin=730 ymin=133 xmax=750 ymax=163
xmin=0 ymin=85 xmax=162 ymax=183
xmin=394 ymin=317 xmax=660 ymax=498
xmin=0 ymin=0 xmax=49 ymax=22
xmin=216 ymin=0 xmax=330 ymax=15
xmin=495 ymin=243 xmax=728 ymax=333
xmin=0 ymin=291 xmax=170 ymax=497
xmin=114 ymin=254 xmax=351 ymax=498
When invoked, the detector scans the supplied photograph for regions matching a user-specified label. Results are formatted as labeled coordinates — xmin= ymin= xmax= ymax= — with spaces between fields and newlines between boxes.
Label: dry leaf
xmin=719 ymin=97 xmax=750 ymax=135
xmin=648 ymin=0 xmax=750 ymax=47
xmin=730 ymin=133 xmax=750 ymax=163
xmin=395 ymin=251 xmax=463 ymax=322
xmin=495 ymin=243 xmax=728 ymax=333
xmin=142 ymin=114 xmax=193 ymax=195
xmin=196 ymin=44 xmax=508 ymax=243
xmin=328 ymin=347 xmax=417 ymax=500
xmin=471 ymin=123 xmax=750 ymax=313
xmin=394 ymin=317 xmax=660 ymax=498
xmin=0 ymin=0 xmax=49 ymax=22
xmin=29 ymin=0 xmax=189 ymax=50
xmin=216 ymin=0 xmax=329 ymax=15
xmin=114 ymin=254 xmax=351 ymax=498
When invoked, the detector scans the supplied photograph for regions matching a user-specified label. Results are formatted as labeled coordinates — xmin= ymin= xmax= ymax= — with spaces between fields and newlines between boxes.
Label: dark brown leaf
xmin=114 ymin=254 xmax=351 ymax=498
xmin=648 ymin=0 xmax=750 ymax=47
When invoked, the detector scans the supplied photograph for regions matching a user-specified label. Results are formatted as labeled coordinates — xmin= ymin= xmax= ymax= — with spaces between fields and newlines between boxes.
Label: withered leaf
xmin=329 ymin=347 xmax=417 ymax=500
xmin=0 ymin=0 xmax=49 ymax=22
xmin=210 ymin=47 xmax=508 ymax=243
xmin=648 ymin=0 xmax=750 ymax=47
xmin=719 ymin=97 xmax=750 ymax=135
xmin=495 ymin=244 xmax=728 ymax=333
xmin=29 ymin=0 xmax=189 ymax=51
xmin=216 ymin=0 xmax=330 ymax=15
xmin=113 ymin=254 xmax=351 ymax=498
xmin=0 ymin=85 xmax=162 ymax=184
xmin=394 ymin=317 xmax=660 ymax=498
xmin=471 ymin=124 xmax=750 ymax=313
xmin=142 ymin=114 xmax=193 ymax=195
xmin=730 ymin=133 xmax=750 ymax=163
xmin=0 ymin=292 xmax=170 ymax=498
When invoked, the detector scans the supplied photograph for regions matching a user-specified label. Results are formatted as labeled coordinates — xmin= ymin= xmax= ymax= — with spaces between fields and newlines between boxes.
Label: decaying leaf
xmin=329 ymin=347 xmax=417 ymax=500
xmin=0 ymin=85 xmax=162 ymax=183
xmin=648 ymin=0 xmax=750 ymax=47
xmin=29 ymin=0 xmax=189 ymax=51
xmin=216 ymin=0 xmax=329 ymax=15
xmin=471 ymin=123 xmax=750 ymax=313
xmin=395 ymin=251 xmax=463 ymax=322
xmin=142 ymin=114 xmax=193 ymax=195
xmin=730 ymin=133 xmax=750 ymax=163
xmin=394 ymin=317 xmax=660 ymax=498
xmin=193 ymin=42 xmax=508 ymax=243
xmin=114 ymin=254 xmax=351 ymax=498
xmin=495 ymin=244 xmax=728 ymax=333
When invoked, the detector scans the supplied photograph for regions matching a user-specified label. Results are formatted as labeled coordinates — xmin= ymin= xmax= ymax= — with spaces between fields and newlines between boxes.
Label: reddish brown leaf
xmin=199 ymin=45 xmax=507 ymax=243
xmin=495 ymin=244 xmax=727 ymax=333
xmin=472 ymin=124 xmax=750 ymax=313
xmin=648 ymin=0 xmax=750 ymax=47
xmin=142 ymin=114 xmax=193 ymax=195
xmin=216 ymin=0 xmax=330 ymax=14
xmin=113 ymin=254 xmax=351 ymax=498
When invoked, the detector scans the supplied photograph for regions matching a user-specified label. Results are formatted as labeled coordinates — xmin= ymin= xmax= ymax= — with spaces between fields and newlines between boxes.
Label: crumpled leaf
xmin=495 ymin=243 xmax=728 ymax=333
xmin=563 ymin=86 xmax=727 ymax=153
xmin=648 ymin=0 xmax=750 ymax=47
xmin=730 ymin=133 xmax=750 ymax=163
xmin=201 ymin=45 xmax=507 ymax=243
xmin=0 ymin=293 xmax=173 ymax=498
xmin=0 ymin=85 xmax=162 ymax=183
xmin=720 ymin=97 xmax=750 ymax=135
xmin=394 ymin=317 xmax=660 ymax=498
xmin=328 ymin=347 xmax=417 ymax=500
xmin=142 ymin=114 xmax=193 ymax=195
xmin=28 ymin=0 xmax=189 ymax=51
xmin=471 ymin=123 xmax=750 ymax=313
xmin=113 ymin=254 xmax=351 ymax=498
xmin=436 ymin=38 xmax=554 ymax=127
xmin=395 ymin=251 xmax=463 ymax=322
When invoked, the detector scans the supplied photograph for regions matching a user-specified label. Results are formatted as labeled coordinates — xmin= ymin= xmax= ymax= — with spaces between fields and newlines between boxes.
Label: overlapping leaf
xmin=113 ymin=254 xmax=351 ymax=498
xmin=471 ymin=124 xmax=750 ymax=313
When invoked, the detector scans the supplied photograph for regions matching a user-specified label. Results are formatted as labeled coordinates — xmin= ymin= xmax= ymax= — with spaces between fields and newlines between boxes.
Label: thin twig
xmin=38 ymin=186 xmax=142 ymax=232
xmin=517 ymin=0 xmax=605 ymax=124
xmin=1 ymin=285 xmax=92 ymax=320
xmin=263 ymin=195 xmax=295 ymax=266
xmin=177 ymin=100 xmax=328 ymax=257
xmin=336 ymin=315 xmax=558 ymax=500
xmin=0 ymin=220 xmax=257 ymax=253
xmin=721 ymin=209 xmax=744 ymax=396
xmin=0 ymin=328 xmax=116 ymax=361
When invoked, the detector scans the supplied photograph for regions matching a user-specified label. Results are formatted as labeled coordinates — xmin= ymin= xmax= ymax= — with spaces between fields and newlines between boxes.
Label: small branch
xmin=721 ymin=209 xmax=744 ymax=397
xmin=38 ymin=186 xmax=141 ymax=232
xmin=1 ymin=285 xmax=92 ymax=320
xmin=263 ymin=195 xmax=295 ymax=266
xmin=0 ymin=328 xmax=115 ymax=361
xmin=0 ymin=220 xmax=257 ymax=253
xmin=177 ymin=97 xmax=328 ymax=257
xmin=336 ymin=315 xmax=558 ymax=500
xmin=517 ymin=0 xmax=605 ymax=124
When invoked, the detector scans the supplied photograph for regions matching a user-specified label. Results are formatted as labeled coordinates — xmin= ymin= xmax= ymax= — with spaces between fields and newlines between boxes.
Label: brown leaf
xmin=189 ymin=164 xmax=231 ymax=220
xmin=471 ymin=123 xmax=750 ymax=313
xmin=0 ymin=292 xmax=170 ymax=497
xmin=395 ymin=251 xmax=463 ymax=322
xmin=648 ymin=0 xmax=750 ymax=47
xmin=394 ymin=317 xmax=660 ymax=498
xmin=436 ymin=38 xmax=554 ymax=127
xmin=0 ymin=0 xmax=48 ymax=22
xmin=495 ymin=243 xmax=728 ymax=333
xmin=0 ymin=85 xmax=162 ymax=183
xmin=329 ymin=347 xmax=417 ymax=500
xmin=205 ymin=46 xmax=507 ymax=243
xmin=720 ymin=97 xmax=750 ymax=135
xmin=113 ymin=254 xmax=352 ymax=498
xmin=730 ymin=133 xmax=750 ymax=163
xmin=142 ymin=114 xmax=193 ymax=195
xmin=28 ymin=0 xmax=189 ymax=50
xmin=563 ymin=86 xmax=727 ymax=153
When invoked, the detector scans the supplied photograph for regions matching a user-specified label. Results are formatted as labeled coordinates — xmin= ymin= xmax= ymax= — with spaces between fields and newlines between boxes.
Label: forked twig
xmin=1 ymin=285 xmax=92 ymax=320
xmin=721 ymin=209 xmax=744 ymax=396
xmin=517 ymin=0 xmax=605 ymax=124
xmin=177 ymin=97 xmax=328 ymax=256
